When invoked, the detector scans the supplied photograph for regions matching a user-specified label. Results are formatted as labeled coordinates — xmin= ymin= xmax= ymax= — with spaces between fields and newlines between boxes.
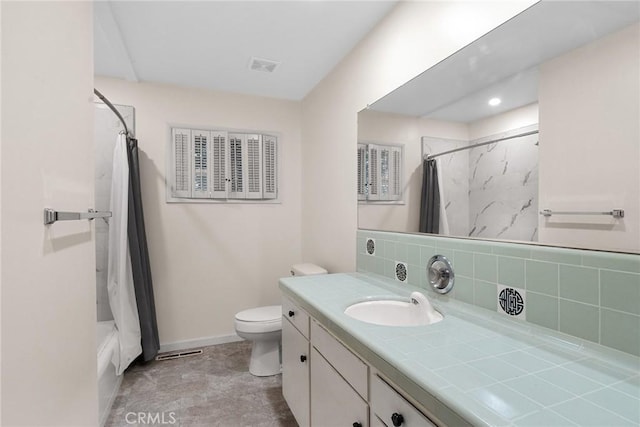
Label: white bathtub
xmin=97 ymin=320 xmax=122 ymax=427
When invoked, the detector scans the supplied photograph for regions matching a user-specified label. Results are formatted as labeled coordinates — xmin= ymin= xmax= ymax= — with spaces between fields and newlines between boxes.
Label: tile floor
xmin=105 ymin=341 xmax=297 ymax=427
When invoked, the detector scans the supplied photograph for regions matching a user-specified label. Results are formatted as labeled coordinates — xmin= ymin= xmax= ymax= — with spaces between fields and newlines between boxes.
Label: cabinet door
xmin=282 ymin=318 xmax=310 ymax=427
xmin=311 ymin=320 xmax=368 ymax=399
xmin=311 ymin=348 xmax=368 ymax=427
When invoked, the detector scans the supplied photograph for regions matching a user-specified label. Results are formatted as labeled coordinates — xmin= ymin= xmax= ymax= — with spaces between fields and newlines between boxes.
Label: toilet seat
xmin=235 ymin=305 xmax=282 ymax=334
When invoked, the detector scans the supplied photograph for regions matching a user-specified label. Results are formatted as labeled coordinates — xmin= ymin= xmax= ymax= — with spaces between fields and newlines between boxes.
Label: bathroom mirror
xmin=358 ymin=1 xmax=640 ymax=253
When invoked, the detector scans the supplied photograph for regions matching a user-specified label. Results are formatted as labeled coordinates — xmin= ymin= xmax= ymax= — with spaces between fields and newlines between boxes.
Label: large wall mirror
xmin=358 ymin=1 xmax=640 ymax=253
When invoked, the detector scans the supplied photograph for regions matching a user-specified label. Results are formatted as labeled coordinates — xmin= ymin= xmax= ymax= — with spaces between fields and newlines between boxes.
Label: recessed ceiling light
xmin=488 ymin=97 xmax=502 ymax=106
xmin=249 ymin=57 xmax=281 ymax=73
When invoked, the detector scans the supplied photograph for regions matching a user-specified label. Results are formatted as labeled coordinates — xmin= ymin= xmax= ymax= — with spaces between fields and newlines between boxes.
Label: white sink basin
xmin=344 ymin=292 xmax=443 ymax=327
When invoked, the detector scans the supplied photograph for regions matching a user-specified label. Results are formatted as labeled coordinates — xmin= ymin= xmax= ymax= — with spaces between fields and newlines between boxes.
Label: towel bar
xmin=43 ymin=208 xmax=112 ymax=225
xmin=539 ymin=209 xmax=624 ymax=219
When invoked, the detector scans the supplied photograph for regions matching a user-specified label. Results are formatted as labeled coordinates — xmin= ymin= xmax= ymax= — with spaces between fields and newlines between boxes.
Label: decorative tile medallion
xmin=366 ymin=238 xmax=376 ymax=256
xmin=497 ymin=285 xmax=526 ymax=319
xmin=395 ymin=261 xmax=408 ymax=282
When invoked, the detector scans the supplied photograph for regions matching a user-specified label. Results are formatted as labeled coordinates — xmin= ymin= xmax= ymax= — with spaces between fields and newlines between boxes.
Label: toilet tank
xmin=290 ymin=263 xmax=327 ymax=276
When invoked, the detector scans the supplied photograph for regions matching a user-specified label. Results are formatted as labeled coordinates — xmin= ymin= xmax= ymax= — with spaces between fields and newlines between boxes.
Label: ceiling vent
xmin=249 ymin=57 xmax=280 ymax=73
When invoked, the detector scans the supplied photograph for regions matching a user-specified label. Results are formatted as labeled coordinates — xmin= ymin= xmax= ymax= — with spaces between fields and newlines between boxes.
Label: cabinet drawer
xmin=311 ymin=320 xmax=368 ymax=399
xmin=371 ymin=375 xmax=436 ymax=427
xmin=282 ymin=295 xmax=310 ymax=338
xmin=311 ymin=348 xmax=368 ymax=427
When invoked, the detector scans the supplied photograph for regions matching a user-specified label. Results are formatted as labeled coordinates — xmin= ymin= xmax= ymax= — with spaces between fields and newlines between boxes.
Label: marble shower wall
xmin=468 ymin=125 xmax=539 ymax=241
xmin=422 ymin=137 xmax=470 ymax=236
xmin=94 ymin=103 xmax=135 ymax=321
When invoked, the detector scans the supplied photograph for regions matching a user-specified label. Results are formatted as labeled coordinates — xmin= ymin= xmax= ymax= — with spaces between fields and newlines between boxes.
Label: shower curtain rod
xmin=424 ymin=129 xmax=538 ymax=160
xmin=94 ymin=88 xmax=133 ymax=137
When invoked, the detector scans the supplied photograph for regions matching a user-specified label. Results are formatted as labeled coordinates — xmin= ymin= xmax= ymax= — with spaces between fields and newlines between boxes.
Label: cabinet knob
xmin=353 ymin=423 xmax=362 ymax=427
xmin=300 ymin=354 xmax=307 ymax=363
xmin=288 ymin=310 xmax=295 ymax=317
xmin=391 ymin=413 xmax=404 ymax=427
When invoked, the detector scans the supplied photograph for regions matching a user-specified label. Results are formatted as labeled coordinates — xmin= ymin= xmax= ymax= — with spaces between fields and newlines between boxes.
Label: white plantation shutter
xmin=380 ymin=146 xmax=391 ymax=200
xmin=191 ymin=130 xmax=211 ymax=198
xmin=262 ymin=135 xmax=277 ymax=199
xmin=389 ymin=146 xmax=403 ymax=201
xmin=171 ymin=128 xmax=191 ymax=198
xmin=367 ymin=144 xmax=380 ymax=201
xmin=357 ymin=144 xmax=367 ymax=201
xmin=361 ymin=143 xmax=403 ymax=202
xmin=211 ymin=130 xmax=229 ymax=198
xmin=245 ymin=134 xmax=263 ymax=199
xmin=169 ymin=127 xmax=278 ymax=201
xmin=228 ymin=133 xmax=246 ymax=199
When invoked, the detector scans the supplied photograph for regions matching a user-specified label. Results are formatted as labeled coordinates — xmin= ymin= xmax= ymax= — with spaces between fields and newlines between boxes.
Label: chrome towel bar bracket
xmin=43 ymin=208 xmax=112 ymax=225
xmin=539 ymin=209 xmax=624 ymax=219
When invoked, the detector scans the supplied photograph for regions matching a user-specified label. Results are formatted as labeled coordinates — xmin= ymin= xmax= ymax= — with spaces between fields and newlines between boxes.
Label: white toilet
xmin=234 ymin=263 xmax=327 ymax=376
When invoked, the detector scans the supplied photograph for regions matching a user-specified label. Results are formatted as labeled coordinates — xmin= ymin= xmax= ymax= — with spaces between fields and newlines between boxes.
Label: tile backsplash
xmin=357 ymin=230 xmax=640 ymax=357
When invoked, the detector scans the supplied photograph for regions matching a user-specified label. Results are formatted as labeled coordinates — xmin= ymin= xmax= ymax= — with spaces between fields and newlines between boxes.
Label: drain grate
xmin=155 ymin=349 xmax=203 ymax=361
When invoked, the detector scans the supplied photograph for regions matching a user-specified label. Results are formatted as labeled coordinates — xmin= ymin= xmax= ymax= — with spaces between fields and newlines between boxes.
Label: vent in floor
xmin=156 ymin=349 xmax=203 ymax=361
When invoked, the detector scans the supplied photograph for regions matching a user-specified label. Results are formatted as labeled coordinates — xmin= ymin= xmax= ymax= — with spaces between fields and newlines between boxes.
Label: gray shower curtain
xmin=126 ymin=137 xmax=160 ymax=362
xmin=419 ymin=158 xmax=440 ymax=234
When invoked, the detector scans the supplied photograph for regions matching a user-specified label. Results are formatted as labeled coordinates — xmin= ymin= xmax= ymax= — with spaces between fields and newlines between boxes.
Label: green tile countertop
xmin=280 ymin=273 xmax=640 ymax=427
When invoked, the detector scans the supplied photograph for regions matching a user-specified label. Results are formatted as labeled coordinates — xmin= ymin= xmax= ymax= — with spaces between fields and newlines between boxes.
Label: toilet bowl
xmin=234 ymin=263 xmax=327 ymax=377
xmin=234 ymin=305 xmax=282 ymax=377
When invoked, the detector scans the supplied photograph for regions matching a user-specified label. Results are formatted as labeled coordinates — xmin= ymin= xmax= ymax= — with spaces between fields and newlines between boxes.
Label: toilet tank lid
xmin=291 ymin=263 xmax=328 ymax=276
xmin=235 ymin=305 xmax=282 ymax=322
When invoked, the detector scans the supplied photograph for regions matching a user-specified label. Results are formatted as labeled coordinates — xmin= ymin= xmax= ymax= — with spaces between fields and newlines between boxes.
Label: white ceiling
xmin=94 ymin=1 xmax=397 ymax=101
xmin=370 ymin=1 xmax=640 ymax=123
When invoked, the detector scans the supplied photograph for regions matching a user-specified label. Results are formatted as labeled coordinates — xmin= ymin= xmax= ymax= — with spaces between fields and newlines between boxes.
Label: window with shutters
xmin=168 ymin=127 xmax=278 ymax=202
xmin=357 ymin=142 xmax=403 ymax=203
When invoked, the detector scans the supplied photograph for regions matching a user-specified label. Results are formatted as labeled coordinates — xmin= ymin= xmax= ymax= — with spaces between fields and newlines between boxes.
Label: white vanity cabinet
xmin=282 ymin=295 xmax=438 ymax=427
xmin=282 ymin=297 xmax=310 ymax=427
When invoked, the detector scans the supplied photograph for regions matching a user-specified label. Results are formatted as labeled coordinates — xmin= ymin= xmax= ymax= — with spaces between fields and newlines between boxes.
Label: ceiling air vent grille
xmin=249 ymin=57 xmax=280 ymax=73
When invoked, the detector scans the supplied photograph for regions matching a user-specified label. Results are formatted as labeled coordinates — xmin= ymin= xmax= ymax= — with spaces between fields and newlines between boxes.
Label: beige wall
xmin=539 ymin=23 xmax=640 ymax=252
xmin=1 ymin=2 xmax=97 ymax=425
xmin=301 ymin=1 xmax=538 ymax=271
xmin=94 ymin=78 xmax=302 ymax=346
xmin=469 ymin=103 xmax=539 ymax=141
xmin=357 ymin=110 xmax=467 ymax=232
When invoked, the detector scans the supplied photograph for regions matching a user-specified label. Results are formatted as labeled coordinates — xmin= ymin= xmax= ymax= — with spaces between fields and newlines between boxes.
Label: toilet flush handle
xmin=300 ymin=355 xmax=307 ymax=363
xmin=288 ymin=310 xmax=295 ymax=317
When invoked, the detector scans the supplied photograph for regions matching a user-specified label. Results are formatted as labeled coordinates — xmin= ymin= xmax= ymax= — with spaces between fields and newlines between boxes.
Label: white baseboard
xmin=159 ymin=333 xmax=244 ymax=354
